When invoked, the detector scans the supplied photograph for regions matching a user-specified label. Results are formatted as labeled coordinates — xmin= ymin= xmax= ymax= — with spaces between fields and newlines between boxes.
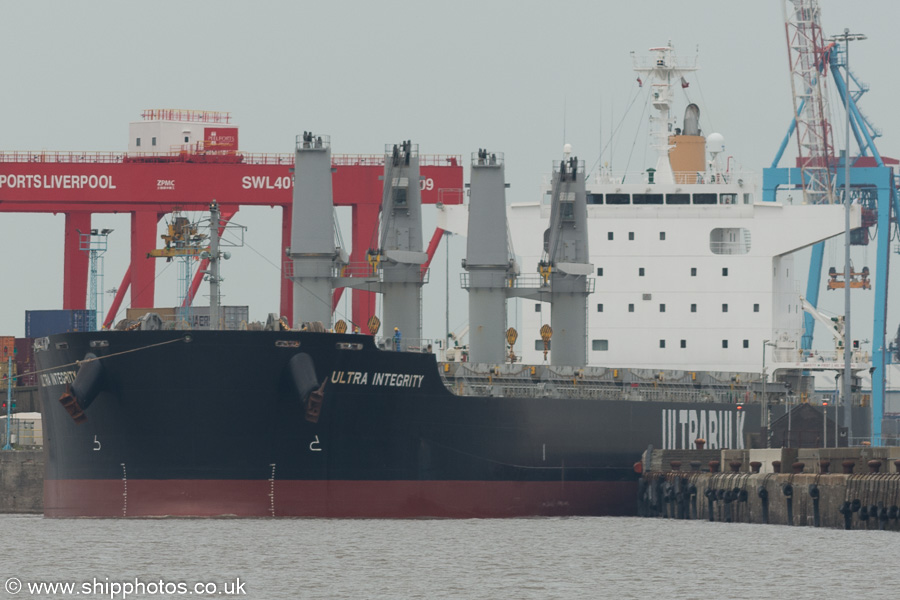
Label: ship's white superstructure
xmin=440 ymin=43 xmax=861 ymax=374
xmin=510 ymin=180 xmax=854 ymax=372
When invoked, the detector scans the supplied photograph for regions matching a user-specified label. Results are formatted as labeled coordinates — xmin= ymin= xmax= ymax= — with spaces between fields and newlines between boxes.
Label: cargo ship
xmin=35 ymin=44 xmax=861 ymax=518
xmin=38 ymin=328 xmax=761 ymax=517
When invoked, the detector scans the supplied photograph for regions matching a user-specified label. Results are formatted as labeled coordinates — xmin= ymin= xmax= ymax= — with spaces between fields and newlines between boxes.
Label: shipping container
xmin=14 ymin=338 xmax=37 ymax=387
xmin=25 ymin=309 xmax=96 ymax=338
xmin=0 ymin=336 xmax=14 ymax=356
xmin=0 ymin=360 xmax=16 ymax=391
xmin=0 ymin=337 xmax=16 ymax=392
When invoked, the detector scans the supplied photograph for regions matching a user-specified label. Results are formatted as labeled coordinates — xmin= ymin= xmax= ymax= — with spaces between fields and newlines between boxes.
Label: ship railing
xmin=0 ymin=151 xmax=129 ymax=164
xmin=141 ymin=108 xmax=232 ymax=123
xmin=330 ymin=154 xmax=461 ymax=167
xmin=471 ymin=151 xmax=504 ymax=167
xmin=296 ymin=134 xmax=331 ymax=151
xmin=0 ymin=151 xmax=461 ymax=168
xmin=708 ymin=241 xmax=752 ymax=255
xmin=794 ymin=349 xmax=870 ymax=364
xmin=375 ymin=337 xmax=435 ymax=353
xmin=333 ymin=262 xmax=383 ymax=279
xmin=632 ymin=52 xmax=699 ymax=71
xmin=327 ymin=261 xmax=430 ymax=282
xmin=848 ymin=435 xmax=900 ymax=447
xmin=441 ymin=375 xmax=752 ymax=403
xmin=459 ymin=272 xmax=593 ymax=292
xmin=551 ymin=159 xmax=585 ymax=174
xmin=576 ymin=170 xmax=757 ymax=188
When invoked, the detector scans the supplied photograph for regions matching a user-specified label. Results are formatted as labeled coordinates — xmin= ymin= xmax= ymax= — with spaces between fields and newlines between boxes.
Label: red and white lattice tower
xmin=783 ymin=0 xmax=835 ymax=205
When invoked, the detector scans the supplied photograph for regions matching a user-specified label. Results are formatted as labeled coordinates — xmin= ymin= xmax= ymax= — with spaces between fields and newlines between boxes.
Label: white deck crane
xmin=799 ymin=295 xmax=844 ymax=351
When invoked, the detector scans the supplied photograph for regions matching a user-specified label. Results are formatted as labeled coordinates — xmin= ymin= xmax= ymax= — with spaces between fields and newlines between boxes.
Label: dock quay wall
xmin=0 ymin=449 xmax=43 ymax=513
xmin=639 ymin=448 xmax=900 ymax=530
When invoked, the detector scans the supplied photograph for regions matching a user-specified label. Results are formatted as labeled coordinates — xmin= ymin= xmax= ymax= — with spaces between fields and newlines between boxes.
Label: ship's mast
xmin=462 ymin=150 xmax=518 ymax=364
xmin=201 ymin=200 xmax=244 ymax=331
xmin=370 ymin=141 xmax=427 ymax=349
xmin=540 ymin=150 xmax=593 ymax=367
xmin=632 ymin=43 xmax=698 ymax=185
xmin=208 ymin=200 xmax=222 ymax=330
xmin=288 ymin=132 xmax=345 ymax=329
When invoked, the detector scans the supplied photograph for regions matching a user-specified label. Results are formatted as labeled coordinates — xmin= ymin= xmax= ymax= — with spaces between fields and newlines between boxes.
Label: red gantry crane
xmin=0 ymin=109 xmax=463 ymax=329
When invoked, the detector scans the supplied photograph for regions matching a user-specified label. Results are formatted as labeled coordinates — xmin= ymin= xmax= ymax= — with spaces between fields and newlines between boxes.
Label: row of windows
xmin=586 ymin=192 xmax=748 ymax=206
xmin=136 ymin=136 xmax=190 ymax=147
xmin=607 ymin=232 xmax=667 ymax=241
xmin=603 ymin=228 xmax=752 ymax=257
xmin=535 ymin=302 xmax=762 ymax=313
xmin=547 ymin=339 xmax=755 ymax=352
xmin=596 ymin=267 xmax=730 ymax=276
xmin=595 ymin=303 xmax=761 ymax=313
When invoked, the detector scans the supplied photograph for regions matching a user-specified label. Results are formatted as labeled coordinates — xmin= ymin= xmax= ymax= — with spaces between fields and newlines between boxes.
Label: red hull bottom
xmin=44 ymin=479 xmax=637 ymax=518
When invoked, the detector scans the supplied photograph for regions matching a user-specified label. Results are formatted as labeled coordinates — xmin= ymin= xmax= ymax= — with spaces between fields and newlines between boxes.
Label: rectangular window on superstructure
xmin=639 ymin=267 xmax=645 ymax=276
xmin=629 ymin=232 xmax=635 ymax=241
xmin=608 ymin=232 xmax=614 ymax=241
xmin=597 ymin=304 xmax=603 ymax=312
xmin=722 ymin=340 xmax=728 ymax=349
xmin=660 ymin=232 xmax=666 ymax=241
xmin=743 ymin=339 xmax=749 ymax=348
xmin=592 ymin=339 xmax=608 ymax=351
xmin=691 ymin=303 xmax=697 ymax=312
xmin=659 ymin=304 xmax=665 ymax=312
xmin=633 ymin=194 xmax=663 ymax=205
xmin=680 ymin=340 xmax=686 ymax=348
xmin=151 ymin=137 xmax=157 ymax=146
xmin=184 ymin=136 xmax=189 ymax=143
xmin=587 ymin=193 xmax=603 ymax=205
xmin=628 ymin=304 xmax=634 ymax=313
xmin=754 ymin=303 xmax=760 ymax=312
xmin=722 ymin=304 xmax=728 ymax=312
xmin=722 ymin=267 xmax=729 ymax=276
xmin=693 ymin=193 xmax=717 ymax=205
xmin=666 ymin=193 xmax=690 ymax=205
xmin=535 ymin=340 xmax=552 ymax=350
xmin=721 ymin=193 xmax=737 ymax=205
xmin=691 ymin=267 xmax=697 ymax=276
xmin=659 ymin=340 xmax=666 ymax=348
xmin=136 ymin=138 xmax=141 ymax=147
xmin=534 ymin=304 xmax=541 ymax=312
xmin=606 ymin=194 xmax=630 ymax=205
xmin=597 ymin=267 xmax=603 ymax=276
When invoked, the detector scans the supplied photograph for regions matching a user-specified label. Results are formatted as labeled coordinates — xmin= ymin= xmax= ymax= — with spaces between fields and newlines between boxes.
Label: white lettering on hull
xmin=329 ymin=370 xmax=424 ymax=389
xmin=40 ymin=370 xmax=77 ymax=387
xmin=661 ymin=408 xmax=745 ymax=450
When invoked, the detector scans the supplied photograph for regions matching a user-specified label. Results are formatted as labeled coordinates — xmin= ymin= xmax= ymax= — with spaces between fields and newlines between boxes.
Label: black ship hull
xmin=36 ymin=330 xmax=757 ymax=517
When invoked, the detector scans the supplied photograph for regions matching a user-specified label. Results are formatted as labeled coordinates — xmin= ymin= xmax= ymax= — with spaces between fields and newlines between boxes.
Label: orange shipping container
xmin=0 ymin=336 xmax=15 ymax=359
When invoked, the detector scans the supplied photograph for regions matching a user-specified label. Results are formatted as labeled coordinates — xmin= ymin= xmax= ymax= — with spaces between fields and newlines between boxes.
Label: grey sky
xmin=0 ymin=1 xmax=896 ymax=348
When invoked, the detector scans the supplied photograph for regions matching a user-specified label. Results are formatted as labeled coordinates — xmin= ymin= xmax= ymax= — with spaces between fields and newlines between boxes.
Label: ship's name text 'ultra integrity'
xmin=330 ymin=370 xmax=425 ymax=388
xmin=41 ymin=370 xmax=77 ymax=387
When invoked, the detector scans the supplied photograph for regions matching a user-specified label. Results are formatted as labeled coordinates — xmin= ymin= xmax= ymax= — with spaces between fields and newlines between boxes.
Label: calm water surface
xmin=3 ymin=515 xmax=895 ymax=599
